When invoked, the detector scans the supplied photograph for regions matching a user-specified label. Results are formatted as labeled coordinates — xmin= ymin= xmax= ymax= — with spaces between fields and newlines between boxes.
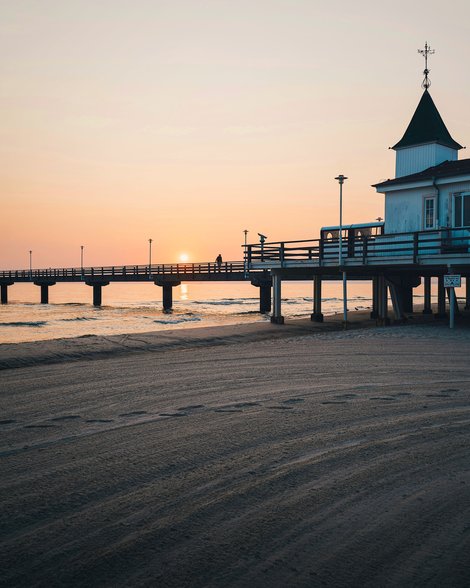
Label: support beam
xmin=34 ymin=281 xmax=56 ymax=304
xmin=85 ymin=281 xmax=110 ymax=307
xmin=154 ymin=278 xmax=181 ymax=312
xmin=388 ymin=281 xmax=405 ymax=323
xmin=370 ymin=277 xmax=378 ymax=319
xmin=251 ymin=277 xmax=272 ymax=313
xmin=271 ymin=273 xmax=284 ymax=324
xmin=41 ymin=284 xmax=49 ymax=304
xmin=435 ymin=275 xmax=446 ymax=318
xmin=0 ymin=282 xmax=13 ymax=304
xmin=93 ymin=284 xmax=103 ymax=307
xmin=423 ymin=276 xmax=432 ymax=314
xmin=311 ymin=275 xmax=323 ymax=322
xmin=376 ymin=275 xmax=390 ymax=326
xmin=259 ymin=284 xmax=271 ymax=313
xmin=162 ymin=285 xmax=173 ymax=312
xmin=466 ymin=277 xmax=470 ymax=310
xmin=402 ymin=285 xmax=413 ymax=313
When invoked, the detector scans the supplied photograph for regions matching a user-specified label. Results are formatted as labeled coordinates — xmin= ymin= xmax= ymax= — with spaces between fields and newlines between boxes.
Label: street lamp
xmin=243 ymin=229 xmax=249 ymax=276
xmin=80 ymin=245 xmax=84 ymax=273
xmin=148 ymin=238 xmax=153 ymax=277
xmin=29 ymin=250 xmax=32 ymax=278
xmin=335 ymin=174 xmax=348 ymax=326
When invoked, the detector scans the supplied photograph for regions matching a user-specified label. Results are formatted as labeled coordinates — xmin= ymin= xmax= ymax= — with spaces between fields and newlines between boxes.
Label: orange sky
xmin=2 ymin=1 xmax=470 ymax=269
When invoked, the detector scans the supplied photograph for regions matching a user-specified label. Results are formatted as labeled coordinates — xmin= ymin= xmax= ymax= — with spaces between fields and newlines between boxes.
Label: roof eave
xmin=392 ymin=139 xmax=463 ymax=151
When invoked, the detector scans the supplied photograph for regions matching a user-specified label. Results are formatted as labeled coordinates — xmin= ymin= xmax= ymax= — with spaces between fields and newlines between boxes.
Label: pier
xmin=247 ymin=226 xmax=470 ymax=325
xmin=0 ymin=261 xmax=273 ymax=312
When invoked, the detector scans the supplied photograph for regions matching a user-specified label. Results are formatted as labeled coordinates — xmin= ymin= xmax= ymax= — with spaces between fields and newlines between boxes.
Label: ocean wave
xmin=0 ymin=321 xmax=47 ymax=327
xmin=192 ymin=299 xmax=256 ymax=306
xmin=61 ymin=317 xmax=98 ymax=322
xmin=153 ymin=316 xmax=202 ymax=325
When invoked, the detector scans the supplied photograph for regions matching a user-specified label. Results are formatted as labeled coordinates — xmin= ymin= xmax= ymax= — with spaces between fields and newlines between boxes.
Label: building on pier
xmin=246 ymin=44 xmax=470 ymax=325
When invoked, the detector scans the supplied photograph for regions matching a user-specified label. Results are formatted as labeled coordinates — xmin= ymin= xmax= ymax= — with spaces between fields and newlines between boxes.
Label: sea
xmin=0 ymin=279 xmax=449 ymax=344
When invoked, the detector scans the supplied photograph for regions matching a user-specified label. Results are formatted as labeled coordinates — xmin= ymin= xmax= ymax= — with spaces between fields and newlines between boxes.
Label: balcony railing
xmin=247 ymin=227 xmax=470 ymax=266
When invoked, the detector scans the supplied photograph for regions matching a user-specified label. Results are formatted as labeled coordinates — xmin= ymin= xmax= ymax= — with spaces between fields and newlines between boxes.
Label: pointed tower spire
xmin=393 ymin=90 xmax=462 ymax=151
xmin=391 ymin=44 xmax=462 ymax=178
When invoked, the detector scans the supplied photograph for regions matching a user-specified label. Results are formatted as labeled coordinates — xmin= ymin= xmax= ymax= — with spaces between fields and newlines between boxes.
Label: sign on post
xmin=444 ymin=274 xmax=461 ymax=329
xmin=444 ymin=274 xmax=461 ymax=288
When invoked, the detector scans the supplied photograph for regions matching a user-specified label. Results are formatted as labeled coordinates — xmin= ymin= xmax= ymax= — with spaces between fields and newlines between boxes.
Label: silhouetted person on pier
xmin=216 ymin=254 xmax=223 ymax=271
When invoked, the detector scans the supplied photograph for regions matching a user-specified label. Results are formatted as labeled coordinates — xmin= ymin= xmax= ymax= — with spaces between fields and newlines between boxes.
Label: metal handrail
xmin=247 ymin=227 xmax=470 ymax=264
xmin=0 ymin=260 xmax=254 ymax=279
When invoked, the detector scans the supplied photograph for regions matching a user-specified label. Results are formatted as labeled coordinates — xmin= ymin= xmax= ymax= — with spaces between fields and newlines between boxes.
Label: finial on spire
xmin=418 ymin=42 xmax=435 ymax=89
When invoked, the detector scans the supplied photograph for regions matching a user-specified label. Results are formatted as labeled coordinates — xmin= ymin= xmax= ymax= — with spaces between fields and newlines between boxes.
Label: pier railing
xmin=247 ymin=227 xmax=470 ymax=266
xmin=0 ymin=261 xmax=251 ymax=280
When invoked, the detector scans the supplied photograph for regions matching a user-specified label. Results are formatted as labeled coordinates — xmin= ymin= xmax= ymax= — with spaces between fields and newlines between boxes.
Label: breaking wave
xmin=0 ymin=321 xmax=47 ymax=327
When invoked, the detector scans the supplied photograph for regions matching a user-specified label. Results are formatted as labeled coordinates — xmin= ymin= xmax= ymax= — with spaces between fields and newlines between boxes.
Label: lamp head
xmin=335 ymin=174 xmax=348 ymax=185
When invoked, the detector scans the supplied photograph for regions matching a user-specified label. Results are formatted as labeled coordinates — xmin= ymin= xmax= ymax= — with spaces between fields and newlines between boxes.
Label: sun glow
xmin=179 ymin=253 xmax=189 ymax=262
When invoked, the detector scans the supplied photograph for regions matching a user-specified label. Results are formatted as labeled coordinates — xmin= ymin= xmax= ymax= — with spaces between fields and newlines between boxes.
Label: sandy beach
xmin=1 ymin=317 xmax=469 ymax=587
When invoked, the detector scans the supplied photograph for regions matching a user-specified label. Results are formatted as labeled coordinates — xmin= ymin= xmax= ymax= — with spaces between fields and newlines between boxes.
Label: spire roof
xmin=392 ymin=89 xmax=462 ymax=151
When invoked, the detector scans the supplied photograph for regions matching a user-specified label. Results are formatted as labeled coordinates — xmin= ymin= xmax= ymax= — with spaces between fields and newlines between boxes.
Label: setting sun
xmin=179 ymin=253 xmax=189 ymax=263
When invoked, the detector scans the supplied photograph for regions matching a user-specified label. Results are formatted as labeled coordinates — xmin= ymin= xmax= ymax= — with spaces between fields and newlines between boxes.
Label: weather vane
xmin=418 ymin=42 xmax=435 ymax=90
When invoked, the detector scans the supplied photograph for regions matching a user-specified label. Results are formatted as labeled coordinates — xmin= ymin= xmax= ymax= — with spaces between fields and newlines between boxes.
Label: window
xmin=453 ymin=194 xmax=470 ymax=227
xmin=424 ymin=197 xmax=435 ymax=229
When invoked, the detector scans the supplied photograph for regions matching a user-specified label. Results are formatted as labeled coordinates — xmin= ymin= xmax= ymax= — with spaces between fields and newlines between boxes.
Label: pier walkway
xmin=0 ymin=261 xmax=272 ymax=311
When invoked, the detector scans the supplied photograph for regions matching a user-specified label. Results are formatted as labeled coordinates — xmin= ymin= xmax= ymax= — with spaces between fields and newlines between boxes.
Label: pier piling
xmin=436 ymin=275 xmax=447 ymax=318
xmin=251 ymin=277 xmax=272 ymax=313
xmin=270 ymin=273 xmax=284 ymax=324
xmin=311 ymin=275 xmax=323 ymax=322
xmin=1 ymin=282 xmax=13 ymax=304
xmin=34 ymin=281 xmax=56 ymax=304
xmin=423 ymin=276 xmax=432 ymax=314
xmin=85 ymin=281 xmax=110 ymax=307
xmin=154 ymin=278 xmax=181 ymax=312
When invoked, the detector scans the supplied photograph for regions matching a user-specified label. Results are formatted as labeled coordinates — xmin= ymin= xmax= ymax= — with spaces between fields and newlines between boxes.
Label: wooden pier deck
xmin=0 ymin=261 xmax=272 ymax=310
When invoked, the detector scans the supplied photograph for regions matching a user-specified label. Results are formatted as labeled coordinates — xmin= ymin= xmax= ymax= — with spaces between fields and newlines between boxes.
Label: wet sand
xmin=1 ymin=318 xmax=469 ymax=587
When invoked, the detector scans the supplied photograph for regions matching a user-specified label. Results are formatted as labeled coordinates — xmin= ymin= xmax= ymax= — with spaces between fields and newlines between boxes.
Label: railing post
xmin=319 ymin=239 xmax=324 ymax=265
xmin=413 ymin=232 xmax=419 ymax=264
xmin=247 ymin=245 xmax=252 ymax=266
xmin=362 ymin=236 xmax=368 ymax=264
xmin=280 ymin=243 xmax=285 ymax=266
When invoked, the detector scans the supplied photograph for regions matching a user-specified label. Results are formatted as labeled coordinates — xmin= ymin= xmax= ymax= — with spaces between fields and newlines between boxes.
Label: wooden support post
xmin=1 ymin=284 xmax=9 ymax=304
xmin=85 ymin=281 xmax=109 ymax=307
xmin=376 ymin=275 xmax=390 ymax=326
xmin=435 ymin=275 xmax=446 ymax=318
xmin=388 ymin=282 xmax=404 ymax=323
xmin=423 ymin=276 xmax=432 ymax=314
xmin=402 ymin=285 xmax=413 ymax=313
xmin=154 ymin=279 xmax=181 ymax=313
xmin=162 ymin=284 xmax=173 ymax=312
xmin=34 ymin=281 xmax=56 ymax=304
xmin=250 ymin=277 xmax=272 ymax=313
xmin=271 ymin=273 xmax=284 ymax=324
xmin=370 ymin=277 xmax=378 ymax=319
xmin=259 ymin=284 xmax=271 ymax=313
xmin=40 ymin=284 xmax=49 ymax=304
xmin=311 ymin=275 xmax=323 ymax=322
xmin=93 ymin=284 xmax=102 ymax=307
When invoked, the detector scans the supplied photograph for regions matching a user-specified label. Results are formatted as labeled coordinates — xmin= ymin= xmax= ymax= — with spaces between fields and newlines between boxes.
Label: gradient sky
xmin=2 ymin=0 xmax=470 ymax=269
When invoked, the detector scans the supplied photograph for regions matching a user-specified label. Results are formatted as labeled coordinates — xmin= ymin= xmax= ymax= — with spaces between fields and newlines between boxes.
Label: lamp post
xmin=335 ymin=174 xmax=348 ymax=326
xmin=29 ymin=250 xmax=32 ymax=278
xmin=243 ymin=229 xmax=248 ymax=277
xmin=148 ymin=238 xmax=153 ymax=277
xmin=80 ymin=245 xmax=84 ymax=273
